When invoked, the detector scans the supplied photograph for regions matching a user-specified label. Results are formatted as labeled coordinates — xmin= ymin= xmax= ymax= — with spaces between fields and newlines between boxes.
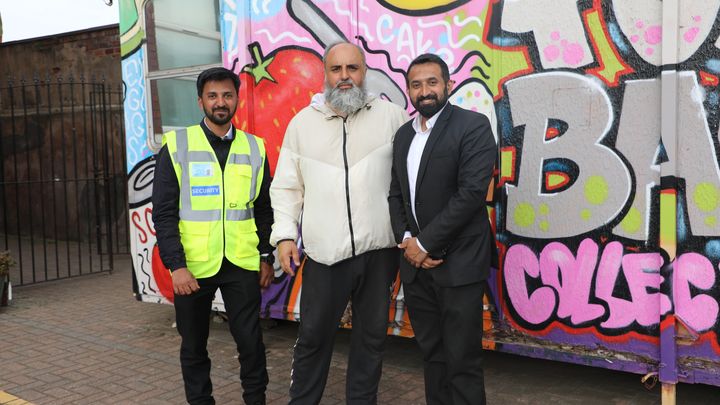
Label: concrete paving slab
xmin=0 ymin=255 xmax=717 ymax=404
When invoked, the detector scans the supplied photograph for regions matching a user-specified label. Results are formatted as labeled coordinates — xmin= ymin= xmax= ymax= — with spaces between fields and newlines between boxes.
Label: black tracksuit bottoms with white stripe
xmin=289 ymin=248 xmax=398 ymax=405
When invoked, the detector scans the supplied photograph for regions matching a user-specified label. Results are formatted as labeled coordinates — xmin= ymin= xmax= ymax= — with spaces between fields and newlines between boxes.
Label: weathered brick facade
xmin=0 ymin=25 xmax=126 ymax=244
xmin=0 ymin=24 xmax=121 ymax=82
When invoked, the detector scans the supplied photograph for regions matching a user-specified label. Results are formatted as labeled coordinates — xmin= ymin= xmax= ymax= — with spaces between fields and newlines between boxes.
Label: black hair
xmin=196 ymin=67 xmax=241 ymax=97
xmin=405 ymin=53 xmax=450 ymax=87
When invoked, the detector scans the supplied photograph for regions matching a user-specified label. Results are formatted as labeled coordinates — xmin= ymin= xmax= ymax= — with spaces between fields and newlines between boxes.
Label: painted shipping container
xmin=120 ymin=0 xmax=720 ymax=397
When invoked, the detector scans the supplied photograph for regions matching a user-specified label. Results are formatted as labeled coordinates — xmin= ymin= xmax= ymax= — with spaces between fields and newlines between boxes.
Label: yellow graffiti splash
xmin=584 ymin=6 xmax=633 ymax=87
xmin=456 ymin=5 xmax=533 ymax=99
xmin=378 ymin=0 xmax=470 ymax=15
xmin=499 ymin=147 xmax=516 ymax=185
xmin=120 ymin=0 xmax=149 ymax=56
xmin=660 ymin=190 xmax=677 ymax=260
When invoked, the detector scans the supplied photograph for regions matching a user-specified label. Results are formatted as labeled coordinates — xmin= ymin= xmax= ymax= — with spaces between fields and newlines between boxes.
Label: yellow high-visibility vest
xmin=162 ymin=125 xmax=266 ymax=278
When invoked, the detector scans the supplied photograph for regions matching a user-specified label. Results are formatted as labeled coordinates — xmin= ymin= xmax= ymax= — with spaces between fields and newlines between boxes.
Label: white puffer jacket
xmin=270 ymin=94 xmax=409 ymax=265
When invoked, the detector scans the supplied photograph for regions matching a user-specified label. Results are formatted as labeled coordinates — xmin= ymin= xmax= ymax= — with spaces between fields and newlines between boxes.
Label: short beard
xmin=413 ymin=89 xmax=448 ymax=119
xmin=324 ymin=80 xmax=367 ymax=115
xmin=203 ymin=106 xmax=234 ymax=126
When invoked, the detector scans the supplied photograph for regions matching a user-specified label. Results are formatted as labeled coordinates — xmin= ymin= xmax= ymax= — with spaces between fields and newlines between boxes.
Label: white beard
xmin=324 ymin=80 xmax=367 ymax=115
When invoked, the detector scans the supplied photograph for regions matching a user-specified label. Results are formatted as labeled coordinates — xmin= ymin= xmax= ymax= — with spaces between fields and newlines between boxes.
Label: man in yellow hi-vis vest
xmin=152 ymin=67 xmax=274 ymax=405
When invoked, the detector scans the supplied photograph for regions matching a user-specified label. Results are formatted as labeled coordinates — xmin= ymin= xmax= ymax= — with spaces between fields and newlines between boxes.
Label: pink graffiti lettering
xmin=505 ymin=244 xmax=556 ymax=325
xmin=539 ymin=240 xmax=604 ymax=324
xmin=621 ymin=253 xmax=671 ymax=327
xmin=674 ymin=253 xmax=719 ymax=332
xmin=595 ymin=241 xmax=635 ymax=329
xmin=505 ymin=239 xmax=683 ymax=331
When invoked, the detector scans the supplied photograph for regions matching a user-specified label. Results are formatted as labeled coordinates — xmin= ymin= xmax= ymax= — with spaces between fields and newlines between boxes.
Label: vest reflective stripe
xmin=163 ymin=125 xmax=266 ymax=278
xmin=226 ymin=208 xmax=254 ymax=221
xmin=227 ymin=153 xmax=251 ymax=165
xmin=174 ymin=129 xmax=222 ymax=222
xmin=245 ymin=133 xmax=262 ymax=208
xmin=223 ymin=134 xmax=263 ymax=222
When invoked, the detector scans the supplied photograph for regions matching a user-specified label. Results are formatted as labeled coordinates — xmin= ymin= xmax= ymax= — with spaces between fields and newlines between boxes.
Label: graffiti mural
xmin=120 ymin=0 xmax=720 ymax=387
xmin=494 ymin=0 xmax=720 ymax=385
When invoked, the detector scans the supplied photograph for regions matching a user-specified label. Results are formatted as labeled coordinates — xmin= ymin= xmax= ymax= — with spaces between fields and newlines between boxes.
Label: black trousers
xmin=174 ymin=260 xmax=268 ymax=405
xmin=404 ymin=270 xmax=486 ymax=405
xmin=289 ymin=248 xmax=398 ymax=405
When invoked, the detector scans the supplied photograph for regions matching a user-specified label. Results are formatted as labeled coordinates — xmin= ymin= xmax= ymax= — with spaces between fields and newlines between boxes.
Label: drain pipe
xmin=659 ymin=0 xmax=679 ymax=404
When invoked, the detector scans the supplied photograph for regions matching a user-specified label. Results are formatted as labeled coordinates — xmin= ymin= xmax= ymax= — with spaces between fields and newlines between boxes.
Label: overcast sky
xmin=1 ymin=0 xmax=119 ymax=42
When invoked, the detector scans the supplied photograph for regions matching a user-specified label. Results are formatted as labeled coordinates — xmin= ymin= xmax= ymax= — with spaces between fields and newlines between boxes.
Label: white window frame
xmin=141 ymin=0 xmax=223 ymax=151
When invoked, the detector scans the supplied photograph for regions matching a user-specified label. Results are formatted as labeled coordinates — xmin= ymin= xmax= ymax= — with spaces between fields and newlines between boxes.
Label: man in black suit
xmin=388 ymin=54 xmax=497 ymax=404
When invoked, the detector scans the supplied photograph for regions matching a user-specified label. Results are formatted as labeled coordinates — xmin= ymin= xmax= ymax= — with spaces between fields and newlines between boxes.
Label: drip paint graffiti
xmin=120 ymin=0 xmax=720 ymax=384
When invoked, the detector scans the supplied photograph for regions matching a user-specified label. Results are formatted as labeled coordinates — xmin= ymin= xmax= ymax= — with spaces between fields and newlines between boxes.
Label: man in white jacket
xmin=270 ymin=42 xmax=408 ymax=404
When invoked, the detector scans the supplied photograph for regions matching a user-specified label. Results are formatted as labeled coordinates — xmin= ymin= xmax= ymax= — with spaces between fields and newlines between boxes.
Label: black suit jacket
xmin=388 ymin=103 xmax=497 ymax=287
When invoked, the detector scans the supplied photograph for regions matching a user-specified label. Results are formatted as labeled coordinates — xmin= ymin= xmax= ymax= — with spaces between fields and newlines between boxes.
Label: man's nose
xmin=340 ymin=67 xmax=350 ymax=80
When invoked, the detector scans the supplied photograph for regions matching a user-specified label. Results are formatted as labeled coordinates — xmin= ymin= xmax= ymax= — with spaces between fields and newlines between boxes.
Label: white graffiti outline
xmin=359 ymin=0 xmax=370 ymax=12
xmin=453 ymin=15 xmax=483 ymax=28
xmin=223 ymin=8 xmax=239 ymax=62
xmin=122 ymin=51 xmax=149 ymax=171
xmin=396 ymin=50 xmax=456 ymax=68
xmin=397 ymin=54 xmax=412 ymax=64
xmin=417 ymin=18 xmax=481 ymax=48
xmin=255 ymin=29 xmax=312 ymax=44
xmin=252 ymin=0 xmax=271 ymax=15
xmin=332 ymin=0 xmax=375 ymax=41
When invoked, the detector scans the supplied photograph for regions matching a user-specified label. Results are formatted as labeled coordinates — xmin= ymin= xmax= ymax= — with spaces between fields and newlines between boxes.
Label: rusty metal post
xmin=659 ymin=0 xmax=679 ymax=403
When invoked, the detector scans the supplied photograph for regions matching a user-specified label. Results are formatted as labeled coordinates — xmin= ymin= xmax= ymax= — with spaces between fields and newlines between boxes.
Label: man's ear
xmin=447 ymin=79 xmax=455 ymax=93
xmin=197 ymin=97 xmax=203 ymax=110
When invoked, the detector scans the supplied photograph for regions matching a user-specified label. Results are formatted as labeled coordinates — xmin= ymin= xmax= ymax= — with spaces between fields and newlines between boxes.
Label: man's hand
xmin=278 ymin=240 xmax=300 ymax=276
xmin=259 ymin=261 xmax=274 ymax=289
xmin=403 ymin=237 xmax=427 ymax=268
xmin=172 ymin=267 xmax=200 ymax=295
xmin=420 ymin=257 xmax=444 ymax=269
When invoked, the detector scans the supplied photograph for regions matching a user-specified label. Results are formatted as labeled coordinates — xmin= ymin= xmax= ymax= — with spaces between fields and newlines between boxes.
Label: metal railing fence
xmin=0 ymin=75 xmax=129 ymax=285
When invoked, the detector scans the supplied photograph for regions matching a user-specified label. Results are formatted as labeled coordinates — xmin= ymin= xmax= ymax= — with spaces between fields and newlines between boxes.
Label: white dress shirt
xmin=404 ymin=104 xmax=448 ymax=252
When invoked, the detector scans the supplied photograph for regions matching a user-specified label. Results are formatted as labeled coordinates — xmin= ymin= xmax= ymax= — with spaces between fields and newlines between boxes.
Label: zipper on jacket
xmin=342 ymin=118 xmax=357 ymax=256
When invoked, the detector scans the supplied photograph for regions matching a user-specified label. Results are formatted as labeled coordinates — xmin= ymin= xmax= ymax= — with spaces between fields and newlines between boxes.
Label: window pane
xmin=145 ymin=0 xmax=221 ymax=71
xmin=152 ymin=77 xmax=202 ymax=131
xmin=155 ymin=29 xmax=221 ymax=70
xmin=154 ymin=0 xmax=219 ymax=33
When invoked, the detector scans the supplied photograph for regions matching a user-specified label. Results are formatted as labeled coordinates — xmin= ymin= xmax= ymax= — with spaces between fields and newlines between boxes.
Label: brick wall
xmin=0 ymin=25 xmax=121 ymax=83
xmin=0 ymin=25 xmax=126 ymax=241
